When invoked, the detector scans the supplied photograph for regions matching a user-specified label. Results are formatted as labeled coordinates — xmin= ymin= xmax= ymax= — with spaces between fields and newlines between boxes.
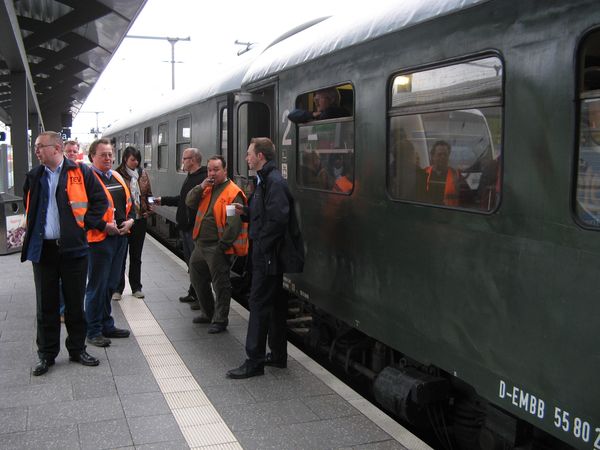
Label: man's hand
xmin=104 ymin=221 xmax=120 ymax=236
xmin=118 ymin=219 xmax=134 ymax=235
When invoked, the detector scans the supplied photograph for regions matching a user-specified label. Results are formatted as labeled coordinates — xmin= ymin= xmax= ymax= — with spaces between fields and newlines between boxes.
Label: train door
xmin=232 ymin=85 xmax=275 ymax=192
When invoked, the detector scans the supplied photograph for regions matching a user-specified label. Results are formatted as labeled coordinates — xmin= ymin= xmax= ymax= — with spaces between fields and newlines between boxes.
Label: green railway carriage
xmin=105 ymin=1 xmax=600 ymax=447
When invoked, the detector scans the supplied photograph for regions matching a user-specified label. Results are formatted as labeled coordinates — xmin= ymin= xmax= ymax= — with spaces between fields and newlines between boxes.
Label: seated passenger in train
xmin=288 ymin=87 xmax=349 ymax=124
xmin=301 ymin=150 xmax=330 ymax=189
xmin=423 ymin=140 xmax=472 ymax=207
xmin=328 ymin=154 xmax=354 ymax=193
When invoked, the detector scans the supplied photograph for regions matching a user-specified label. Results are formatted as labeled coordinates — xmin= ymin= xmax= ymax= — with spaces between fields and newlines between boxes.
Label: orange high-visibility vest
xmin=192 ymin=181 xmax=248 ymax=256
xmin=88 ymin=170 xmax=132 ymax=243
xmin=332 ymin=176 xmax=353 ymax=194
xmin=425 ymin=167 xmax=460 ymax=206
xmin=25 ymin=166 xmax=88 ymax=229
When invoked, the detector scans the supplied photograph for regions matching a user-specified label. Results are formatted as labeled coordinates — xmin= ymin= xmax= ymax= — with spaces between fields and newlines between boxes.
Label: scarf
xmin=126 ymin=166 xmax=142 ymax=218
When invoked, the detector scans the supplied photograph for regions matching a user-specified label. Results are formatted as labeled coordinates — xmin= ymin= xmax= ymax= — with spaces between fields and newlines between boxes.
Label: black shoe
xmin=192 ymin=315 xmax=210 ymax=324
xmin=87 ymin=335 xmax=111 ymax=347
xmin=32 ymin=358 xmax=55 ymax=376
xmin=226 ymin=360 xmax=264 ymax=379
xmin=265 ymin=353 xmax=287 ymax=368
xmin=208 ymin=323 xmax=227 ymax=334
xmin=103 ymin=328 xmax=130 ymax=338
xmin=69 ymin=351 xmax=100 ymax=367
xmin=179 ymin=294 xmax=196 ymax=303
xmin=190 ymin=301 xmax=201 ymax=310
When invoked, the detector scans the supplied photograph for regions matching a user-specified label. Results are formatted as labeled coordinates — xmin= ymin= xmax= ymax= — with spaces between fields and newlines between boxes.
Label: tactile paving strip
xmin=118 ymin=296 xmax=242 ymax=450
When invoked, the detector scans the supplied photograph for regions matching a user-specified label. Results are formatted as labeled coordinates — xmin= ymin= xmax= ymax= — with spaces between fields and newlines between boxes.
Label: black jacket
xmin=161 ymin=166 xmax=207 ymax=231
xmin=247 ymin=160 xmax=304 ymax=274
xmin=287 ymin=105 xmax=349 ymax=124
xmin=21 ymin=158 xmax=108 ymax=262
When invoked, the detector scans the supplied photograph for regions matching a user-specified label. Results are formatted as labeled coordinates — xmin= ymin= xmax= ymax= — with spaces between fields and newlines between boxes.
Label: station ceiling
xmin=0 ymin=0 xmax=147 ymax=129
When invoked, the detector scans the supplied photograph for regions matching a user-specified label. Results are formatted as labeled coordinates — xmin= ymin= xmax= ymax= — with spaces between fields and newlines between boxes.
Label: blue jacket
xmin=246 ymin=160 xmax=304 ymax=274
xmin=21 ymin=158 xmax=108 ymax=262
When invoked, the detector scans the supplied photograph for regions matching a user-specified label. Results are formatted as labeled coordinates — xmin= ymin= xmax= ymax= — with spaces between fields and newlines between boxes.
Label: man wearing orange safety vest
xmin=22 ymin=131 xmax=108 ymax=376
xmin=424 ymin=140 xmax=471 ymax=207
xmin=186 ymin=155 xmax=248 ymax=334
xmin=84 ymin=138 xmax=135 ymax=348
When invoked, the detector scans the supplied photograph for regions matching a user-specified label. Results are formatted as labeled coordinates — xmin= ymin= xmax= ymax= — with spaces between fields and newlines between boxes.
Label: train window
xmin=294 ymin=84 xmax=355 ymax=193
xmin=237 ymin=102 xmax=270 ymax=179
xmin=575 ymin=30 xmax=600 ymax=228
xmin=220 ymin=107 xmax=228 ymax=165
xmin=143 ymin=126 xmax=152 ymax=169
xmin=157 ymin=122 xmax=168 ymax=171
xmin=176 ymin=116 xmax=191 ymax=172
xmin=387 ymin=56 xmax=503 ymax=211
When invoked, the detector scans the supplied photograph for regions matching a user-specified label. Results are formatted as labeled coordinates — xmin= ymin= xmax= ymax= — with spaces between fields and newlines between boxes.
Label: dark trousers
xmin=32 ymin=241 xmax=88 ymax=360
xmin=245 ymin=247 xmax=287 ymax=366
xmin=117 ymin=218 xmax=147 ymax=293
xmin=180 ymin=229 xmax=197 ymax=298
xmin=85 ymin=235 xmax=127 ymax=338
xmin=189 ymin=241 xmax=232 ymax=324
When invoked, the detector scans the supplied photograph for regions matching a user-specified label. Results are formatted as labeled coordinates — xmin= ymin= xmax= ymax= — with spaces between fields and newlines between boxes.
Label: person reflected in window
xmin=424 ymin=141 xmax=472 ymax=206
xmin=302 ymin=150 xmax=329 ymax=189
xmin=575 ymin=67 xmax=600 ymax=225
xmin=288 ymin=88 xmax=349 ymax=124
xmin=391 ymin=128 xmax=426 ymax=200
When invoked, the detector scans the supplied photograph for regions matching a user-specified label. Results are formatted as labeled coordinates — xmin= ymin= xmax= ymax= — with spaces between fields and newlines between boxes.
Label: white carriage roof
xmin=242 ymin=0 xmax=489 ymax=86
xmin=104 ymin=56 xmax=254 ymax=135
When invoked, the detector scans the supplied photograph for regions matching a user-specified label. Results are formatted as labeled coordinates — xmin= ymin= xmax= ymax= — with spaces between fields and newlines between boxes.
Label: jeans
xmin=85 ymin=235 xmax=128 ymax=338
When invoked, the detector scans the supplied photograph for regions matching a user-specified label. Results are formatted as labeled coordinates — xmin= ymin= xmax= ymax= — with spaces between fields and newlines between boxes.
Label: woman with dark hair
xmin=113 ymin=146 xmax=153 ymax=300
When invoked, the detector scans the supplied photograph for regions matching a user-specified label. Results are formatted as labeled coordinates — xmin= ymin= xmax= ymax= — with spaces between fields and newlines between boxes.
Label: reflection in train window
xmin=176 ymin=116 xmax=191 ymax=172
xmin=220 ymin=107 xmax=228 ymax=166
xmin=237 ymin=102 xmax=270 ymax=180
xmin=294 ymin=84 xmax=354 ymax=193
xmin=297 ymin=119 xmax=354 ymax=193
xmin=143 ymin=126 xmax=152 ymax=169
xmin=387 ymin=56 xmax=503 ymax=212
xmin=575 ymin=30 xmax=600 ymax=228
xmin=157 ymin=122 xmax=168 ymax=170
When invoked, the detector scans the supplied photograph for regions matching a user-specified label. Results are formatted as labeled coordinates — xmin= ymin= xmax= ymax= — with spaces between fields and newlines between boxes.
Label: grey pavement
xmin=0 ymin=239 xmax=408 ymax=449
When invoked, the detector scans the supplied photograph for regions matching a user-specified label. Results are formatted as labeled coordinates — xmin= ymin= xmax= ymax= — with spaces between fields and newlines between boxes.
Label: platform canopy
xmin=0 ymin=0 xmax=147 ymax=131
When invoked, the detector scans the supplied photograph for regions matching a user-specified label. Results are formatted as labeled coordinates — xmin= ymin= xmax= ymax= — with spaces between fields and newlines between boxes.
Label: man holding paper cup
xmin=185 ymin=156 xmax=248 ymax=333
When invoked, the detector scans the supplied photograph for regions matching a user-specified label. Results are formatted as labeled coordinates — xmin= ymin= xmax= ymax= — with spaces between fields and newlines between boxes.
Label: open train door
xmin=231 ymin=85 xmax=275 ymax=191
xmin=229 ymin=84 xmax=275 ymax=304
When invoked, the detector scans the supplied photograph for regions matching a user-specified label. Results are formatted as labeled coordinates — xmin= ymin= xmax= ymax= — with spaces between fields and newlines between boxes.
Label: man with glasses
xmin=154 ymin=148 xmax=207 ymax=308
xmin=22 ymin=131 xmax=108 ymax=376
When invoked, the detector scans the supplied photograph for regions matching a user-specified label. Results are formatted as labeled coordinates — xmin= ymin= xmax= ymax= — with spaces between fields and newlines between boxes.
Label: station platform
xmin=0 ymin=236 xmax=430 ymax=450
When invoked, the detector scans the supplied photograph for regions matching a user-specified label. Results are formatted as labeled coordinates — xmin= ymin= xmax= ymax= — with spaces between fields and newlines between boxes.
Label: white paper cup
xmin=226 ymin=204 xmax=236 ymax=216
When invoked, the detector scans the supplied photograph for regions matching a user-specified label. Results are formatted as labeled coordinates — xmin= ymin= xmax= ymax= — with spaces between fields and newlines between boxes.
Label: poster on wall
xmin=6 ymin=214 xmax=26 ymax=250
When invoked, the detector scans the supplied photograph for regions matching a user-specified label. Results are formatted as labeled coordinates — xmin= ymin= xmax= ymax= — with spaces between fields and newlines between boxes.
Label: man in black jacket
xmin=227 ymin=138 xmax=304 ymax=379
xmin=22 ymin=131 xmax=108 ymax=376
xmin=156 ymin=148 xmax=207 ymax=306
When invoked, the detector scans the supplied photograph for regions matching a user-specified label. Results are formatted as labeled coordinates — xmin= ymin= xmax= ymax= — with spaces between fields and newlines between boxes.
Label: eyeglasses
xmin=34 ymin=144 xmax=54 ymax=150
xmin=182 ymin=157 xmax=192 ymax=161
